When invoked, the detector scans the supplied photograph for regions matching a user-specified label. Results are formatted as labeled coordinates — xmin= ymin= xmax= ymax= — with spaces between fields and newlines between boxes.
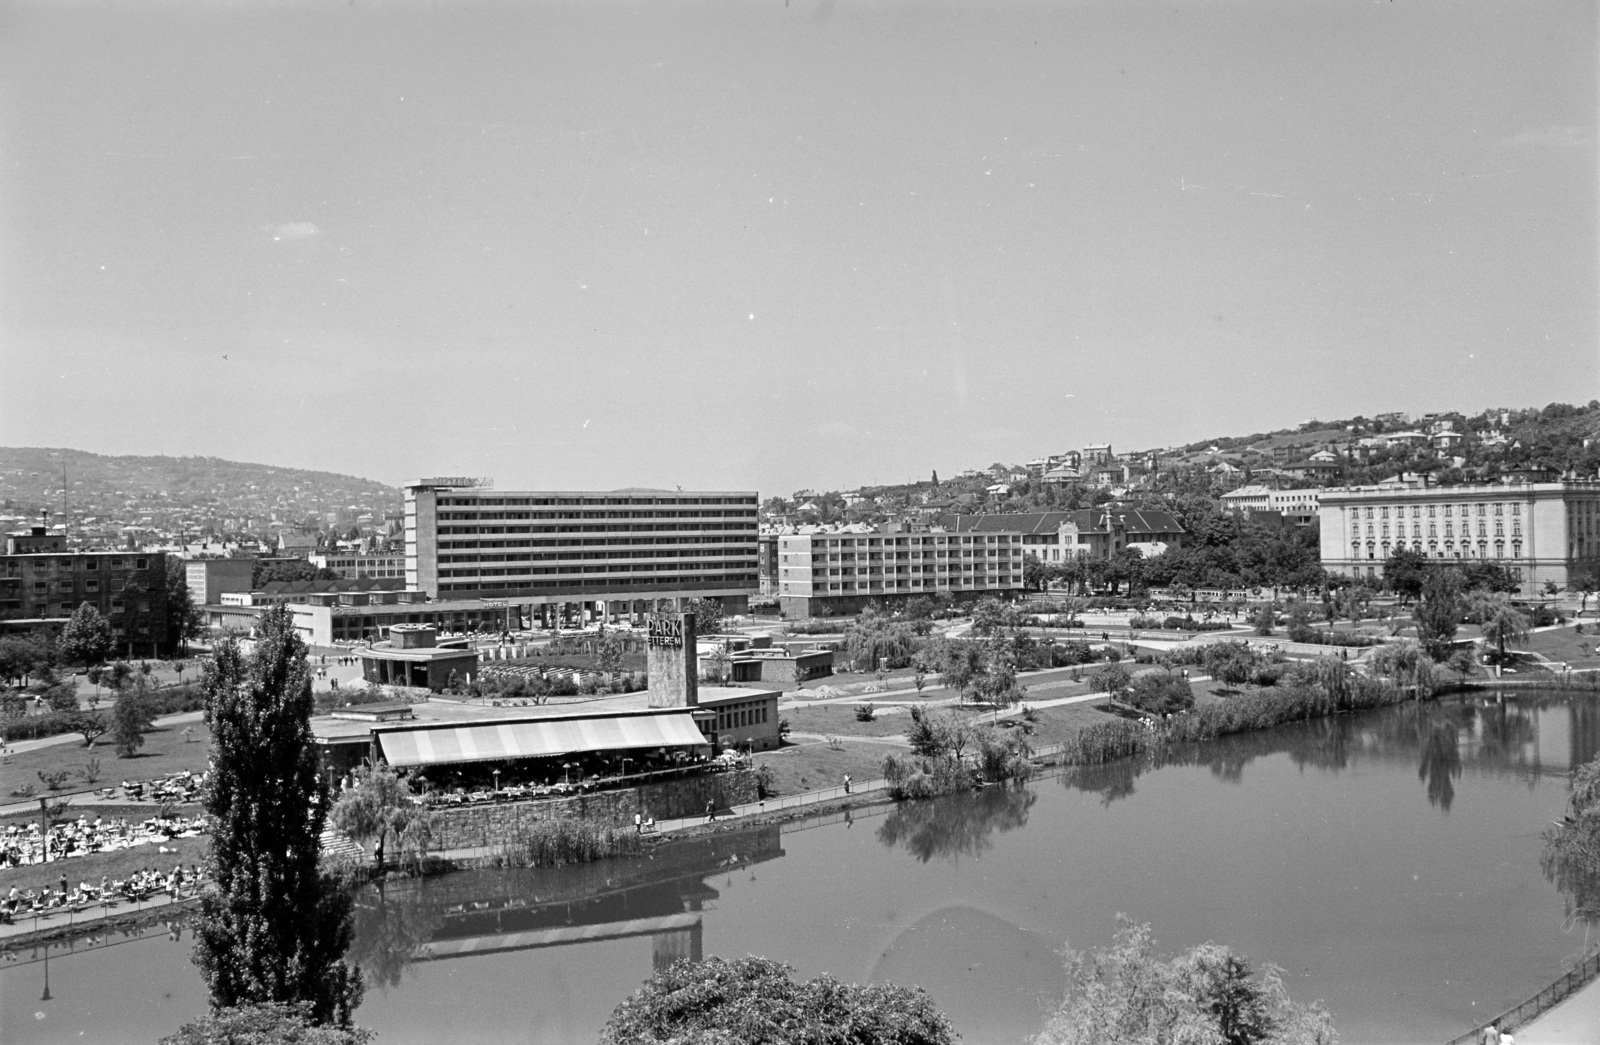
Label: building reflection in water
xmin=1059 ymin=689 xmax=1600 ymax=815
xmin=348 ymin=825 xmax=784 ymax=988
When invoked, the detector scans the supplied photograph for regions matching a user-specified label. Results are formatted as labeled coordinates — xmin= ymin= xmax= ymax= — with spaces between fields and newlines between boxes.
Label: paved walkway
xmin=5 ymin=710 xmax=205 ymax=757
xmin=1516 ymin=973 xmax=1600 ymax=1045
xmin=0 ymin=887 xmax=198 ymax=946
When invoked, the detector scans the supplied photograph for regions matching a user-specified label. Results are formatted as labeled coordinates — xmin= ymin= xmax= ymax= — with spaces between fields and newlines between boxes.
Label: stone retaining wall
xmin=430 ymin=769 xmax=759 ymax=851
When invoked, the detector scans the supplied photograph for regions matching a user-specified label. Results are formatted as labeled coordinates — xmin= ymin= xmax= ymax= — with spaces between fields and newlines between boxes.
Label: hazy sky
xmin=1 ymin=1 xmax=1593 ymax=496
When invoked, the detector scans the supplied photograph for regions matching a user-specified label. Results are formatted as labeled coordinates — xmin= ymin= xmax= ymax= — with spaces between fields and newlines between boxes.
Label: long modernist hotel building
xmin=404 ymin=478 xmax=759 ymax=627
xmin=1319 ymin=475 xmax=1600 ymax=593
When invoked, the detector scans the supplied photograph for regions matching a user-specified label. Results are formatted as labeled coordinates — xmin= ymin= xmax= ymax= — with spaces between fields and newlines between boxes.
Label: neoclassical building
xmin=1319 ymin=476 xmax=1600 ymax=593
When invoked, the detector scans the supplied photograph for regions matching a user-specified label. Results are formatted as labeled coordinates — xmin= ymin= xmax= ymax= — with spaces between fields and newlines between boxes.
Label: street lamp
xmin=492 ymin=769 xmax=501 ymax=794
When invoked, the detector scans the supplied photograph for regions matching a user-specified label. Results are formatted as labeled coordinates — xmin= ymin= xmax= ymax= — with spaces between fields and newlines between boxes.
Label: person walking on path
xmin=1481 ymin=1023 xmax=1498 ymax=1045
xmin=843 ymin=774 xmax=851 ymax=794
xmin=634 ymin=812 xmax=643 ymax=834
xmin=705 ymin=800 xmax=715 ymax=823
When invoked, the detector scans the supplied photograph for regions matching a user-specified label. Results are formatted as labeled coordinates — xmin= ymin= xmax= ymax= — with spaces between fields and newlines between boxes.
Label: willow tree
xmin=192 ymin=605 xmax=362 ymax=1027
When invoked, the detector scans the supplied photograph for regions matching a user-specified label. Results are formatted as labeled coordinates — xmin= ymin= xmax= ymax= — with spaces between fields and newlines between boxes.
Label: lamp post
xmin=492 ymin=769 xmax=500 ymax=795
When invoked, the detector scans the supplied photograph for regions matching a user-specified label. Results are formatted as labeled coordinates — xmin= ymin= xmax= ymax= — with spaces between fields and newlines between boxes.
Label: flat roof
xmin=312 ymin=686 xmax=766 ymax=742
xmin=357 ymin=645 xmax=479 ymax=662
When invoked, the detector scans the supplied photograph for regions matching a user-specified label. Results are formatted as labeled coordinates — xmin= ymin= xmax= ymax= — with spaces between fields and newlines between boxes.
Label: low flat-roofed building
xmin=357 ymin=625 xmax=479 ymax=691
xmin=311 ymin=551 xmax=407 ymax=580
xmin=691 ymin=687 xmax=781 ymax=752
xmin=312 ymin=694 xmax=714 ymax=778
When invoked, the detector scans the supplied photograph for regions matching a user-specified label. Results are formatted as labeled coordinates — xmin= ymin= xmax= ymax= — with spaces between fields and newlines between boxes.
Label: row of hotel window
xmin=436 ymin=510 xmax=756 ymax=521
xmin=442 ymin=548 xmax=753 ymax=563
xmin=439 ymin=537 xmax=754 ymax=552
xmin=440 ymin=562 xmax=758 ymax=577
xmin=437 ymin=574 xmax=756 ymax=591
xmin=437 ymin=524 xmax=754 ymax=536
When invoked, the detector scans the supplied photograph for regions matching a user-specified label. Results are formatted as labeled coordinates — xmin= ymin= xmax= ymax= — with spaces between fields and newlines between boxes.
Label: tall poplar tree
xmin=192 ymin=605 xmax=362 ymax=1027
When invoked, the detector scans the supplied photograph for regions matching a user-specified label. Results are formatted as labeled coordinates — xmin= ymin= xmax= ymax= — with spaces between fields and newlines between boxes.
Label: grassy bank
xmin=3 ymin=720 xmax=212 ymax=800
xmin=754 ymin=740 xmax=890 ymax=796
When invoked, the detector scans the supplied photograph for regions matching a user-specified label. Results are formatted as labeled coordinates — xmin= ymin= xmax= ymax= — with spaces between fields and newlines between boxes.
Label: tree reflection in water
xmin=876 ymin=784 xmax=1037 ymax=863
xmin=1417 ymin=718 xmax=1462 ymax=812
xmin=1057 ymin=695 xmax=1557 ymax=816
xmin=348 ymin=880 xmax=443 ymax=991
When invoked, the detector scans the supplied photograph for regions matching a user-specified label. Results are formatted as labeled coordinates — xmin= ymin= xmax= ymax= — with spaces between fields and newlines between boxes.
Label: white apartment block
xmin=310 ymin=551 xmax=406 ymax=580
xmin=1319 ymin=478 xmax=1600 ymax=593
xmin=777 ymin=528 xmax=1023 ymax=618
xmin=1220 ymin=485 xmax=1320 ymax=523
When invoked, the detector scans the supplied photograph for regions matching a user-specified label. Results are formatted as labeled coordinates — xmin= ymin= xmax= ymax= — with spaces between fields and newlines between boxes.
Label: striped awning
xmin=376 ymin=712 xmax=708 ymax=768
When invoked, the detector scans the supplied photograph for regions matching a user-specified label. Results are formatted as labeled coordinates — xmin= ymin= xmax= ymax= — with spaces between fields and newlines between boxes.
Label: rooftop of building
xmin=311 ymin=686 xmax=768 ymax=742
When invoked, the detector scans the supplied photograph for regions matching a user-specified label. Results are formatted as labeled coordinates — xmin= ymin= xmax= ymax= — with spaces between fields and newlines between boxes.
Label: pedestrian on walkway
xmin=1481 ymin=1023 xmax=1498 ymax=1045
xmin=843 ymin=774 xmax=851 ymax=794
xmin=634 ymin=812 xmax=643 ymax=834
xmin=705 ymin=800 xmax=715 ymax=823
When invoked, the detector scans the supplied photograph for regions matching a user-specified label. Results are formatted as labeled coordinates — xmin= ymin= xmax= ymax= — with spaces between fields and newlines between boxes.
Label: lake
xmin=5 ymin=689 xmax=1598 ymax=1045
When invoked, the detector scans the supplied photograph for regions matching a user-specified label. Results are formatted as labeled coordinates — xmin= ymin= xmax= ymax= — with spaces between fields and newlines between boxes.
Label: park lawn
xmin=753 ymin=740 xmax=893 ymax=797
xmin=1000 ymin=702 xmax=1111 ymax=749
xmin=2 ymin=720 xmax=212 ymax=801
xmin=780 ymin=703 xmax=917 ymax=739
xmin=0 ymin=834 xmax=208 ymax=896
xmin=1523 ymin=625 xmax=1600 ymax=668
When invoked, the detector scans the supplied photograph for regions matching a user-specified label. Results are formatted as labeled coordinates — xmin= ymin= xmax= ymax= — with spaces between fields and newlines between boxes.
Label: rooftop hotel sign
xmin=417 ymin=477 xmax=495 ymax=489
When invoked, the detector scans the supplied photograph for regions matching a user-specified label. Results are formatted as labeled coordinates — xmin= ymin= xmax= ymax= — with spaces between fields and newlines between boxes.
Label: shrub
xmin=854 ymin=703 xmax=875 ymax=722
xmin=881 ymin=753 xmax=974 ymax=799
xmin=1067 ymin=719 xmax=1153 ymax=765
xmin=1090 ymin=662 xmax=1133 ymax=699
xmin=0 ymin=710 xmax=84 ymax=742
xmin=601 ymin=956 xmax=956 ymax=1045
xmin=1125 ymin=671 xmax=1195 ymax=715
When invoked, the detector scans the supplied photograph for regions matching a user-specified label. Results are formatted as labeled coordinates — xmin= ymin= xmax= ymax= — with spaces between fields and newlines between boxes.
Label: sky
xmin=0 ymin=0 xmax=1594 ymax=497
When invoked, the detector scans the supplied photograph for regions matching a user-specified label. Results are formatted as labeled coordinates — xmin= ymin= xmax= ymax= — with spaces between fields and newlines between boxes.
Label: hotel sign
xmin=648 ymin=617 xmax=684 ymax=649
xmin=418 ymin=477 xmax=494 ymax=489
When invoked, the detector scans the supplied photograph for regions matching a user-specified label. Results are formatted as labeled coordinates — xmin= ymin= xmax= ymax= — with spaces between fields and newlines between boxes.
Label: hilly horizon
xmin=2 ymin=396 xmax=1597 ymax=525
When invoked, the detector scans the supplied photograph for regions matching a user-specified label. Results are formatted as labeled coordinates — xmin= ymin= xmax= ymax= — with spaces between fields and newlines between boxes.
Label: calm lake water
xmin=5 ymin=690 xmax=1599 ymax=1045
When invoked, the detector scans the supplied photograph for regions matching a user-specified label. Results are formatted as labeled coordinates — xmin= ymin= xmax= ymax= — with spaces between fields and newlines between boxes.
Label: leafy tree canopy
xmin=601 ymin=956 xmax=957 ymax=1045
xmin=162 ymin=1003 xmax=374 ymax=1045
xmin=1036 ymin=918 xmax=1336 ymax=1045
xmin=59 ymin=602 xmax=115 ymax=666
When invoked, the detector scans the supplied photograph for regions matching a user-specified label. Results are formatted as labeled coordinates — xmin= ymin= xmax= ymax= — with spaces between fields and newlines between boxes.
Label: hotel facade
xmin=404 ymin=479 xmax=759 ymax=624
xmin=1318 ymin=478 xmax=1600 ymax=593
